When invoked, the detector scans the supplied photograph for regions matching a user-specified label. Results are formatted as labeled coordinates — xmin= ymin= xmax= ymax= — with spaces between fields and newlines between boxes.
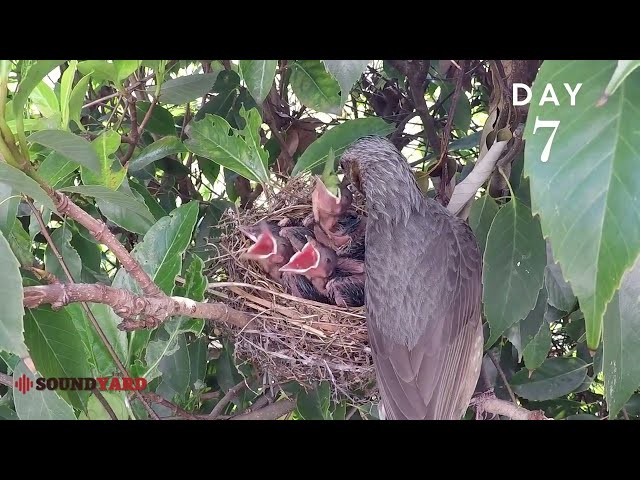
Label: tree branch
xmin=142 ymin=392 xmax=202 ymax=420
xmin=209 ymin=380 xmax=248 ymax=418
xmin=472 ymin=393 xmax=549 ymax=420
xmin=488 ymin=350 xmax=518 ymax=404
xmin=229 ymin=399 xmax=296 ymax=420
xmin=92 ymin=388 xmax=118 ymax=420
xmin=23 ymin=282 xmax=250 ymax=330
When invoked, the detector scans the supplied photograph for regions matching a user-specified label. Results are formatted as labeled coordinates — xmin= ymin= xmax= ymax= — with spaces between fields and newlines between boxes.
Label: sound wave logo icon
xmin=15 ymin=374 xmax=33 ymax=394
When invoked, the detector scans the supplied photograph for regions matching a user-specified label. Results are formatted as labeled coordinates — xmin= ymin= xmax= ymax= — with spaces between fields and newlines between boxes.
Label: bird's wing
xmin=365 ymin=206 xmax=484 ymax=419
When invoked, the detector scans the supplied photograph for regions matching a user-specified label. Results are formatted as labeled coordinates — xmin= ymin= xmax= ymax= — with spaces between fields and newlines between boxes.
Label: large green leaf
xmin=65 ymin=304 xmax=114 ymax=377
xmin=44 ymin=227 xmax=82 ymax=282
xmin=12 ymin=61 xmax=64 ymax=117
xmin=544 ymin=242 xmax=577 ymax=313
xmin=290 ymin=60 xmax=341 ymax=114
xmin=0 ymin=182 xmax=19 ymax=237
xmin=81 ymin=130 xmax=125 ymax=190
xmin=468 ymin=194 xmax=499 ymax=257
xmin=323 ymin=60 xmax=370 ymax=107
xmin=61 ymin=184 xmax=155 ymax=234
xmin=603 ymin=60 xmax=640 ymax=99
xmin=79 ymin=391 xmax=128 ymax=420
xmin=296 ymin=382 xmax=332 ymax=420
xmin=483 ymin=199 xmax=547 ymax=346
xmin=28 ymin=130 xmax=101 ymax=174
xmin=156 ymin=333 xmax=191 ymax=402
xmin=603 ymin=258 xmax=640 ymax=417
xmin=32 ymin=80 xmax=60 ymax=117
xmin=240 ymin=60 xmax=277 ymax=103
xmin=60 ymin=60 xmax=77 ymax=130
xmin=136 ymin=102 xmax=176 ymax=136
xmin=129 ymin=136 xmax=186 ymax=172
xmin=114 ymin=60 xmax=141 ymax=83
xmin=0 ymin=162 xmax=55 ymax=211
xmin=7 ymin=218 xmax=35 ymax=266
xmin=24 ymin=306 xmax=92 ymax=409
xmin=38 ymin=151 xmax=78 ymax=188
xmin=523 ymin=321 xmax=552 ymax=371
xmin=511 ymin=357 xmax=589 ymax=401
xmin=506 ymin=287 xmax=547 ymax=360
xmin=0 ymin=230 xmax=28 ymax=358
xmin=523 ymin=60 xmax=640 ymax=350
xmin=13 ymin=360 xmax=76 ymax=420
xmin=157 ymin=72 xmax=218 ymax=105
xmin=291 ymin=117 xmax=395 ymax=176
xmin=68 ymin=73 xmax=92 ymax=130
xmin=77 ymin=60 xmax=117 ymax=83
xmin=185 ymin=111 xmax=269 ymax=184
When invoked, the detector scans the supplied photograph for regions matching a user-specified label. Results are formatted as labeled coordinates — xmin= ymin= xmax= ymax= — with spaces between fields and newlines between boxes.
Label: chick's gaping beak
xmin=244 ymin=231 xmax=277 ymax=258
xmin=279 ymin=241 xmax=320 ymax=273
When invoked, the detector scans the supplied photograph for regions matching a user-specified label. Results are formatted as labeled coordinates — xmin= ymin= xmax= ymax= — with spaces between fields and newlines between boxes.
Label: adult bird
xmin=339 ymin=136 xmax=484 ymax=420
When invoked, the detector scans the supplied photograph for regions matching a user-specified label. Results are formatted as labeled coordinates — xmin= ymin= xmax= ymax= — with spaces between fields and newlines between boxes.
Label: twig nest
xmin=208 ymin=176 xmax=376 ymax=403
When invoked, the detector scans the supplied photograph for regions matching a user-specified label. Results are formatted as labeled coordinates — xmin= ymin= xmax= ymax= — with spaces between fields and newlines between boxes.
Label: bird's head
xmin=278 ymin=237 xmax=337 ymax=278
xmin=339 ymin=135 xmax=423 ymax=222
xmin=240 ymin=221 xmax=287 ymax=264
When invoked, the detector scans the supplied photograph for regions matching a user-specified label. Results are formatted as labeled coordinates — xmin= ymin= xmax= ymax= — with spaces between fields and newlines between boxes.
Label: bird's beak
xmin=315 ymin=176 xmax=341 ymax=205
xmin=279 ymin=241 xmax=319 ymax=273
xmin=239 ymin=225 xmax=258 ymax=242
xmin=244 ymin=231 xmax=277 ymax=259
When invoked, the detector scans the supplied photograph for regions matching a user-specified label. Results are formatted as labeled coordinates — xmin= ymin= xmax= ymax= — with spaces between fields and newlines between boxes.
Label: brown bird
xmin=339 ymin=135 xmax=484 ymax=420
xmin=279 ymin=237 xmax=365 ymax=307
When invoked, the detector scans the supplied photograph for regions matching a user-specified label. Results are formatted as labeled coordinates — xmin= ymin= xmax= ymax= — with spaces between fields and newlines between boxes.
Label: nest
xmin=208 ymin=176 xmax=376 ymax=404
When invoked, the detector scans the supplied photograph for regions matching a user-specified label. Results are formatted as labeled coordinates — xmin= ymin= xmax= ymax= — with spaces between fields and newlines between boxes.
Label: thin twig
xmin=143 ymin=392 xmax=202 ymax=420
xmin=488 ymin=350 xmax=518 ymax=404
xmin=209 ymin=380 xmax=248 ymax=418
xmin=0 ymin=372 xmax=11 ymax=387
xmin=26 ymin=200 xmax=159 ymax=420
xmin=92 ymin=388 xmax=118 ymax=420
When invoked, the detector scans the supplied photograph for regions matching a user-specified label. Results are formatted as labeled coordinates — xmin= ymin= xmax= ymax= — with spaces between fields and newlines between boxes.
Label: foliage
xmin=0 ymin=59 xmax=638 ymax=420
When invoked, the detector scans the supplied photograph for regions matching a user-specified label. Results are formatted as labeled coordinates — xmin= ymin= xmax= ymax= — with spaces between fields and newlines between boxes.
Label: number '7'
xmin=532 ymin=116 xmax=559 ymax=163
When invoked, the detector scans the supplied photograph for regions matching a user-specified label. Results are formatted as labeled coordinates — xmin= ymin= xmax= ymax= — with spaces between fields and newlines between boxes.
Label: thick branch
xmin=229 ymin=399 xmax=296 ymax=420
xmin=473 ymin=396 xmax=549 ymax=420
xmin=52 ymin=192 xmax=162 ymax=297
xmin=23 ymin=282 xmax=250 ymax=330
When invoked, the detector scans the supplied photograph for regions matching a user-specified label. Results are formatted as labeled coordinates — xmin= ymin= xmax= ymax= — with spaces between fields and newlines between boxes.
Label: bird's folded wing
xmin=367 ymin=212 xmax=483 ymax=419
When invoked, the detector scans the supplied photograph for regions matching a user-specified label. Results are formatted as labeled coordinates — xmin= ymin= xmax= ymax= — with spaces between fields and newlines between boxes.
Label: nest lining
xmin=208 ymin=176 xmax=377 ymax=403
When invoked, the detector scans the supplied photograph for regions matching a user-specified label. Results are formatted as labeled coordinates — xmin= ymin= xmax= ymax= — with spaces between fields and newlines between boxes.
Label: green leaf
xmin=0 ymin=162 xmax=56 ymax=211
xmin=523 ymin=320 xmax=552 ymax=371
xmin=60 ymin=60 xmax=77 ymax=130
xmin=61 ymin=184 xmax=155 ymax=234
xmin=44 ymin=227 xmax=82 ymax=282
xmin=523 ymin=60 xmax=640 ymax=350
xmin=323 ymin=60 xmax=370 ymax=107
xmin=38 ymin=151 xmax=78 ymax=188
xmin=77 ymin=60 xmax=117 ymax=83
xmin=188 ymin=336 xmax=208 ymax=391
xmin=197 ymin=157 xmax=220 ymax=187
xmin=12 ymin=61 xmax=64 ymax=117
xmin=511 ymin=357 xmax=589 ymax=401
xmin=6 ymin=116 xmax=61 ymax=134
xmin=438 ymin=81 xmax=472 ymax=132
xmin=157 ymin=333 xmax=191 ymax=401
xmin=32 ymin=80 xmax=60 ymax=117
xmin=603 ymin=258 xmax=640 ymax=418
xmin=290 ymin=60 xmax=341 ymax=114
xmin=158 ymin=72 xmax=218 ymax=105
xmin=185 ymin=112 xmax=269 ymax=184
xmin=65 ymin=304 xmax=114 ymax=377
xmin=78 ymin=391 xmax=128 ymax=420
xmin=114 ymin=60 xmax=141 ymax=82
xmin=136 ymin=102 xmax=176 ymax=136
xmin=506 ymin=287 xmax=547 ymax=359
xmin=129 ymin=136 xmax=186 ymax=172
xmin=0 ymin=230 xmax=28 ymax=358
xmin=544 ymin=242 xmax=577 ymax=313
xmin=13 ymin=361 xmax=76 ymax=420
xmin=24 ymin=306 xmax=92 ymax=409
xmin=68 ymin=73 xmax=92 ymax=130
xmin=468 ymin=194 xmax=499 ymax=257
xmin=296 ymin=382 xmax=332 ymax=420
xmin=7 ymin=218 xmax=35 ymax=266
xmin=81 ymin=129 xmax=125 ymax=190
xmin=172 ymin=256 xmax=206 ymax=335
xmin=28 ymin=129 xmax=101 ymax=174
xmin=129 ymin=179 xmax=168 ymax=220
xmin=603 ymin=60 xmax=640 ymax=98
xmin=240 ymin=60 xmax=277 ymax=103
xmin=0 ymin=406 xmax=18 ymax=420
xmin=292 ymin=117 xmax=395 ymax=176
xmin=483 ymin=200 xmax=547 ymax=346
xmin=0 ymin=182 xmax=19 ymax=237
